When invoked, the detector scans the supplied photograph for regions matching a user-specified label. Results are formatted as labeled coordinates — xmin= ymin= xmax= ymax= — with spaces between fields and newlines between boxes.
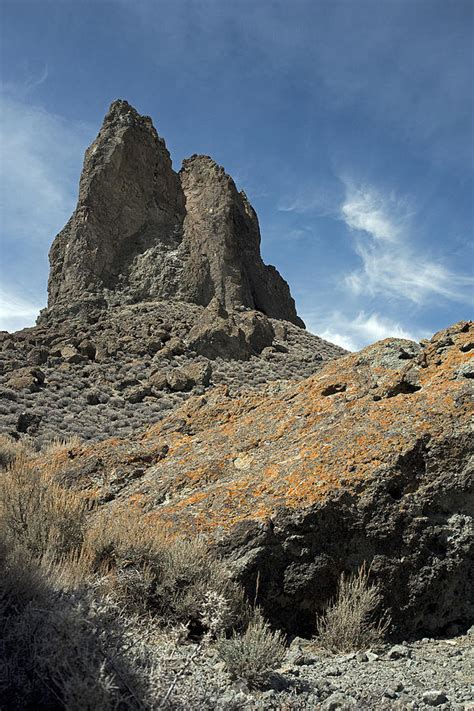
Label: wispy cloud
xmin=0 ymin=93 xmax=92 ymax=329
xmin=0 ymin=288 xmax=42 ymax=333
xmin=278 ymin=184 xmax=341 ymax=216
xmin=341 ymin=183 xmax=474 ymax=305
xmin=304 ymin=309 xmax=424 ymax=351
xmin=1 ymin=64 xmax=50 ymax=101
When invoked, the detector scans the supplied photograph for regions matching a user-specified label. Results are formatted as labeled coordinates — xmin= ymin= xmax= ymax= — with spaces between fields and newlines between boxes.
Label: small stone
xmin=356 ymin=651 xmax=368 ymax=662
xmin=340 ymin=652 xmax=356 ymax=662
xmin=422 ymin=690 xmax=448 ymax=706
xmin=383 ymin=688 xmax=398 ymax=699
xmin=366 ymin=651 xmax=379 ymax=662
xmin=323 ymin=692 xmax=356 ymax=710
xmin=387 ymin=644 xmax=411 ymax=660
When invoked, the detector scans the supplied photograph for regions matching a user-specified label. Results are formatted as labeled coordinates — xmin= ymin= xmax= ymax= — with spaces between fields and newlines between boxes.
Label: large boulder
xmin=7 ymin=367 xmax=45 ymax=392
xmin=54 ymin=321 xmax=473 ymax=640
xmin=186 ymin=299 xmax=275 ymax=360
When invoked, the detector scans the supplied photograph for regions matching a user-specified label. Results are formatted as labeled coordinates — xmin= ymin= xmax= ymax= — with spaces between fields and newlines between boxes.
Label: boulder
xmin=148 ymin=370 xmax=168 ymax=391
xmin=78 ymin=339 xmax=96 ymax=360
xmin=16 ymin=412 xmax=42 ymax=434
xmin=7 ymin=367 xmax=45 ymax=392
xmin=186 ymin=300 xmax=274 ymax=360
xmin=26 ymin=347 xmax=48 ymax=365
xmin=60 ymin=344 xmax=84 ymax=364
xmin=186 ymin=300 xmax=250 ymax=360
xmin=167 ymin=361 xmax=212 ymax=392
xmin=156 ymin=337 xmax=185 ymax=360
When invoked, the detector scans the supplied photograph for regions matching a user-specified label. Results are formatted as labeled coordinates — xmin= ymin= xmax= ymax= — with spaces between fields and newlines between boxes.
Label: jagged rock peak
xmin=44 ymin=100 xmax=304 ymax=328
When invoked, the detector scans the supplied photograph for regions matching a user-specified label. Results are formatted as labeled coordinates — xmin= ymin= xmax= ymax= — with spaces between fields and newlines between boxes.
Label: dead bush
xmin=0 ymin=434 xmax=33 ymax=469
xmin=315 ymin=564 xmax=391 ymax=652
xmin=84 ymin=509 xmax=248 ymax=632
xmin=0 ymin=536 xmax=230 ymax=710
xmin=216 ymin=608 xmax=286 ymax=688
xmin=0 ymin=457 xmax=87 ymax=561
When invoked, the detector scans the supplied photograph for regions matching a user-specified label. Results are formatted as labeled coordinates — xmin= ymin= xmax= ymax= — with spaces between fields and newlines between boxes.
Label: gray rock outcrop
xmin=45 ymin=100 xmax=303 ymax=327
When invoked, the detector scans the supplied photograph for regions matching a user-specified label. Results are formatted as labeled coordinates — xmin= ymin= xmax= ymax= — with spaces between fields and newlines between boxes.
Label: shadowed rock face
xmin=46 ymin=100 xmax=303 ymax=327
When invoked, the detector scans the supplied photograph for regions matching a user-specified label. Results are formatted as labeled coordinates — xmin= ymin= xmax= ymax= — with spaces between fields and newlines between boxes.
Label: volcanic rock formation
xmin=45 ymin=100 xmax=303 ymax=326
xmin=43 ymin=321 xmax=474 ymax=639
xmin=2 ymin=100 xmax=343 ymax=444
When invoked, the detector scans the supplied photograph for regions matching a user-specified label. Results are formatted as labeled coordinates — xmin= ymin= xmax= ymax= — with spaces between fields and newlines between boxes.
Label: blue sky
xmin=1 ymin=0 xmax=473 ymax=348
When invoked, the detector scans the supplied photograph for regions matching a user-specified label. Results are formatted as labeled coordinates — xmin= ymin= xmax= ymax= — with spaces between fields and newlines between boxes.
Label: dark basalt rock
xmin=44 ymin=100 xmax=303 ymax=328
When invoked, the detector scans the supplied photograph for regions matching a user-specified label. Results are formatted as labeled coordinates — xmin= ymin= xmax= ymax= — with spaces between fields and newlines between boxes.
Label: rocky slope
xmin=37 ymin=320 xmax=473 ymax=641
xmin=0 ymin=100 xmax=346 ymax=444
xmin=0 ymin=300 xmax=344 ymax=444
xmin=1 ymin=97 xmax=472 ymax=666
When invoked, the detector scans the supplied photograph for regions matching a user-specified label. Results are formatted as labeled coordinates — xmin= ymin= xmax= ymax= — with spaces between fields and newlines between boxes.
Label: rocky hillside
xmin=37 ymin=320 xmax=474 ymax=640
xmin=0 ymin=100 xmax=346 ymax=445
xmin=1 ymin=99 xmax=472 ymax=654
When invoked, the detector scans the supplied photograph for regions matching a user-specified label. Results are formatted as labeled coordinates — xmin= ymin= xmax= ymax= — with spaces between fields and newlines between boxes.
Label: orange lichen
xmin=36 ymin=323 xmax=473 ymax=538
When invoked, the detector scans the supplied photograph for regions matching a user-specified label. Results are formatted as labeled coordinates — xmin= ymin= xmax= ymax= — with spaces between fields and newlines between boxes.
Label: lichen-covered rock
xmin=47 ymin=321 xmax=473 ymax=639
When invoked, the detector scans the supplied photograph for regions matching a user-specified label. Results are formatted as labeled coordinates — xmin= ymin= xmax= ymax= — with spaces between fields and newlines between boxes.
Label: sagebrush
xmin=217 ymin=608 xmax=286 ymax=688
xmin=315 ymin=564 xmax=391 ymax=652
xmin=0 ymin=445 xmax=257 ymax=708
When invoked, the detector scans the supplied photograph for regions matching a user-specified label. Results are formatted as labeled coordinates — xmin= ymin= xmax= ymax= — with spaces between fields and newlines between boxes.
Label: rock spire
xmin=46 ymin=100 xmax=304 ymax=327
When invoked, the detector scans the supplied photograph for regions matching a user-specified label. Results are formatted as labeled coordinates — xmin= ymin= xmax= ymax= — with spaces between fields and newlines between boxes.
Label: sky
xmin=0 ymin=0 xmax=473 ymax=349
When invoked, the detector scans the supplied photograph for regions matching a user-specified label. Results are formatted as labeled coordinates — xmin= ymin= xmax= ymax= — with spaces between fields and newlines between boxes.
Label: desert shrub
xmin=315 ymin=564 xmax=391 ymax=653
xmin=0 ymin=457 xmax=87 ymax=561
xmin=0 ymin=434 xmax=33 ymax=469
xmin=41 ymin=435 xmax=82 ymax=457
xmin=84 ymin=510 xmax=247 ymax=632
xmin=216 ymin=608 xmax=286 ymax=688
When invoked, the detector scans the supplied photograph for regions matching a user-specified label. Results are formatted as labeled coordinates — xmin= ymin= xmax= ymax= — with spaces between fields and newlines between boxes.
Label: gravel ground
xmin=203 ymin=631 xmax=474 ymax=710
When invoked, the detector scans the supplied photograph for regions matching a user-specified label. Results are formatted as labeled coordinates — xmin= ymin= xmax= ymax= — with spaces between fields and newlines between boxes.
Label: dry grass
xmin=0 ymin=434 xmax=34 ymax=469
xmin=84 ymin=509 xmax=248 ymax=631
xmin=315 ymin=564 xmax=391 ymax=653
xmin=0 ymin=442 xmax=270 ymax=707
xmin=0 ymin=455 xmax=87 ymax=561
